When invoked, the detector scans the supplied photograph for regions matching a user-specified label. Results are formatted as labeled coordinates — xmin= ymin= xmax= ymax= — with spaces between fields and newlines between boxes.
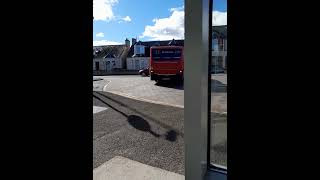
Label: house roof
xmin=127 ymin=39 xmax=184 ymax=58
xmin=93 ymin=45 xmax=129 ymax=59
xmin=93 ymin=26 xmax=226 ymax=59
xmin=212 ymin=25 xmax=227 ymax=39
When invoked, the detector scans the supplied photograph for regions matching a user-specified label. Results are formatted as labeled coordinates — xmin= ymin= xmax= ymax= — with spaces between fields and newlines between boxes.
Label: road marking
xmin=103 ymin=80 xmax=111 ymax=91
xmin=93 ymin=106 xmax=108 ymax=114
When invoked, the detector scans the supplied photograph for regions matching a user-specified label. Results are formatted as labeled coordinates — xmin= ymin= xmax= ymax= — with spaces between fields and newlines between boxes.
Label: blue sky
xmin=93 ymin=0 xmax=227 ymax=46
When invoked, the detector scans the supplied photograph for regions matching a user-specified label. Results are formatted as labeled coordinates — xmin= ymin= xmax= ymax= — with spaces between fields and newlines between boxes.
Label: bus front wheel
xmin=151 ymin=75 xmax=157 ymax=81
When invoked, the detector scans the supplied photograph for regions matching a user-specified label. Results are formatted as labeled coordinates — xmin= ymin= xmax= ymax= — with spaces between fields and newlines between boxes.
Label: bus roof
xmin=150 ymin=46 xmax=183 ymax=49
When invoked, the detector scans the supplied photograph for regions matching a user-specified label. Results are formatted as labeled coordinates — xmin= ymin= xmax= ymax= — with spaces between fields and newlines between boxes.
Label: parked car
xmin=93 ymin=77 xmax=103 ymax=81
xmin=139 ymin=67 xmax=150 ymax=76
xmin=211 ymin=66 xmax=225 ymax=74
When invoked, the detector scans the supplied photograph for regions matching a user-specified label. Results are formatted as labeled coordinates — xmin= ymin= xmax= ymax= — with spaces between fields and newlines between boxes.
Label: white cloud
xmin=212 ymin=11 xmax=227 ymax=25
xmin=96 ymin=32 xmax=105 ymax=37
xmin=141 ymin=7 xmax=227 ymax=40
xmin=140 ymin=9 xmax=184 ymax=40
xmin=169 ymin=6 xmax=184 ymax=12
xmin=93 ymin=0 xmax=118 ymax=21
xmin=122 ymin=16 xmax=131 ymax=22
xmin=93 ymin=40 xmax=122 ymax=46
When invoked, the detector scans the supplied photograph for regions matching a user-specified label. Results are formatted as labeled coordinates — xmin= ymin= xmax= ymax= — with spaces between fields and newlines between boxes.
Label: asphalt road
xmin=94 ymin=74 xmax=227 ymax=113
xmin=93 ymin=91 xmax=227 ymax=175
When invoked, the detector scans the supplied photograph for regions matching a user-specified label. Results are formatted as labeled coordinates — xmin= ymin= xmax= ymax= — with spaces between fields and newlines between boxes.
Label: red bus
xmin=149 ymin=46 xmax=184 ymax=82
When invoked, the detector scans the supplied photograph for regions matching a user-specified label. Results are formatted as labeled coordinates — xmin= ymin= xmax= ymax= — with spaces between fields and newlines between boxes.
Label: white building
xmin=212 ymin=25 xmax=227 ymax=70
xmin=126 ymin=41 xmax=149 ymax=70
xmin=93 ymin=40 xmax=130 ymax=74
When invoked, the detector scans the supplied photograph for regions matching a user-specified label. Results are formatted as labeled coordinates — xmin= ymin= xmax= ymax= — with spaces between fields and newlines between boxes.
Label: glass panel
xmin=210 ymin=0 xmax=227 ymax=167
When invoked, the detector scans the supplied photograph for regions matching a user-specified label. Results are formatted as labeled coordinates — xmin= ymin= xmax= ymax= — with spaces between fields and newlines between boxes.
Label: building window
xmin=218 ymin=56 xmax=223 ymax=67
xmin=213 ymin=39 xmax=218 ymax=51
xmin=106 ymin=61 xmax=110 ymax=71
xmin=95 ymin=62 xmax=99 ymax=71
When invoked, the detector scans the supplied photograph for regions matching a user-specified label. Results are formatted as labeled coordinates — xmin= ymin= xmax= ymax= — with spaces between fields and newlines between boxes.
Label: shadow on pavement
xmin=165 ymin=130 xmax=177 ymax=142
xmin=211 ymin=79 xmax=227 ymax=93
xmin=93 ymin=92 xmax=179 ymax=142
xmin=93 ymin=93 xmax=128 ymax=117
xmin=155 ymin=80 xmax=184 ymax=90
xmin=153 ymin=79 xmax=227 ymax=93
xmin=128 ymin=115 xmax=160 ymax=137
xmin=128 ymin=115 xmax=177 ymax=141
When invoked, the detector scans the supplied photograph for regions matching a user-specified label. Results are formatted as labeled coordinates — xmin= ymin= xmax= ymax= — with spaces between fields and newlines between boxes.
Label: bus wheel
xmin=177 ymin=75 xmax=183 ymax=81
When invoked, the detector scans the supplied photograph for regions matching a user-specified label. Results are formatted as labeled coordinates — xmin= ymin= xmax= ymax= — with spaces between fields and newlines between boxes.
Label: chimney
xmin=168 ymin=39 xmax=177 ymax=46
xmin=125 ymin=38 xmax=130 ymax=47
xmin=132 ymin=38 xmax=137 ymax=46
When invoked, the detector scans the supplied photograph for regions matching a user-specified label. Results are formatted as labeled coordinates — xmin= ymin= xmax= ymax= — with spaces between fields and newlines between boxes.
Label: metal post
xmin=185 ymin=0 xmax=210 ymax=179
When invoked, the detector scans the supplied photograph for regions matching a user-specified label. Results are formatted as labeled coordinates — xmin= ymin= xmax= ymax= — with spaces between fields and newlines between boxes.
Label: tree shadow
xmin=93 ymin=92 xmax=179 ymax=142
xmin=165 ymin=130 xmax=177 ymax=142
xmin=127 ymin=115 xmax=178 ymax=142
xmin=94 ymin=91 xmax=184 ymax=139
xmin=127 ymin=115 xmax=160 ymax=137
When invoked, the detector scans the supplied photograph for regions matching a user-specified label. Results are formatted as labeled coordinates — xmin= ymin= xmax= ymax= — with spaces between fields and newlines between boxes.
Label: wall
xmin=126 ymin=57 xmax=149 ymax=70
xmin=93 ymin=58 xmax=122 ymax=72
xmin=212 ymin=38 xmax=227 ymax=69
xmin=93 ymin=58 xmax=102 ymax=70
